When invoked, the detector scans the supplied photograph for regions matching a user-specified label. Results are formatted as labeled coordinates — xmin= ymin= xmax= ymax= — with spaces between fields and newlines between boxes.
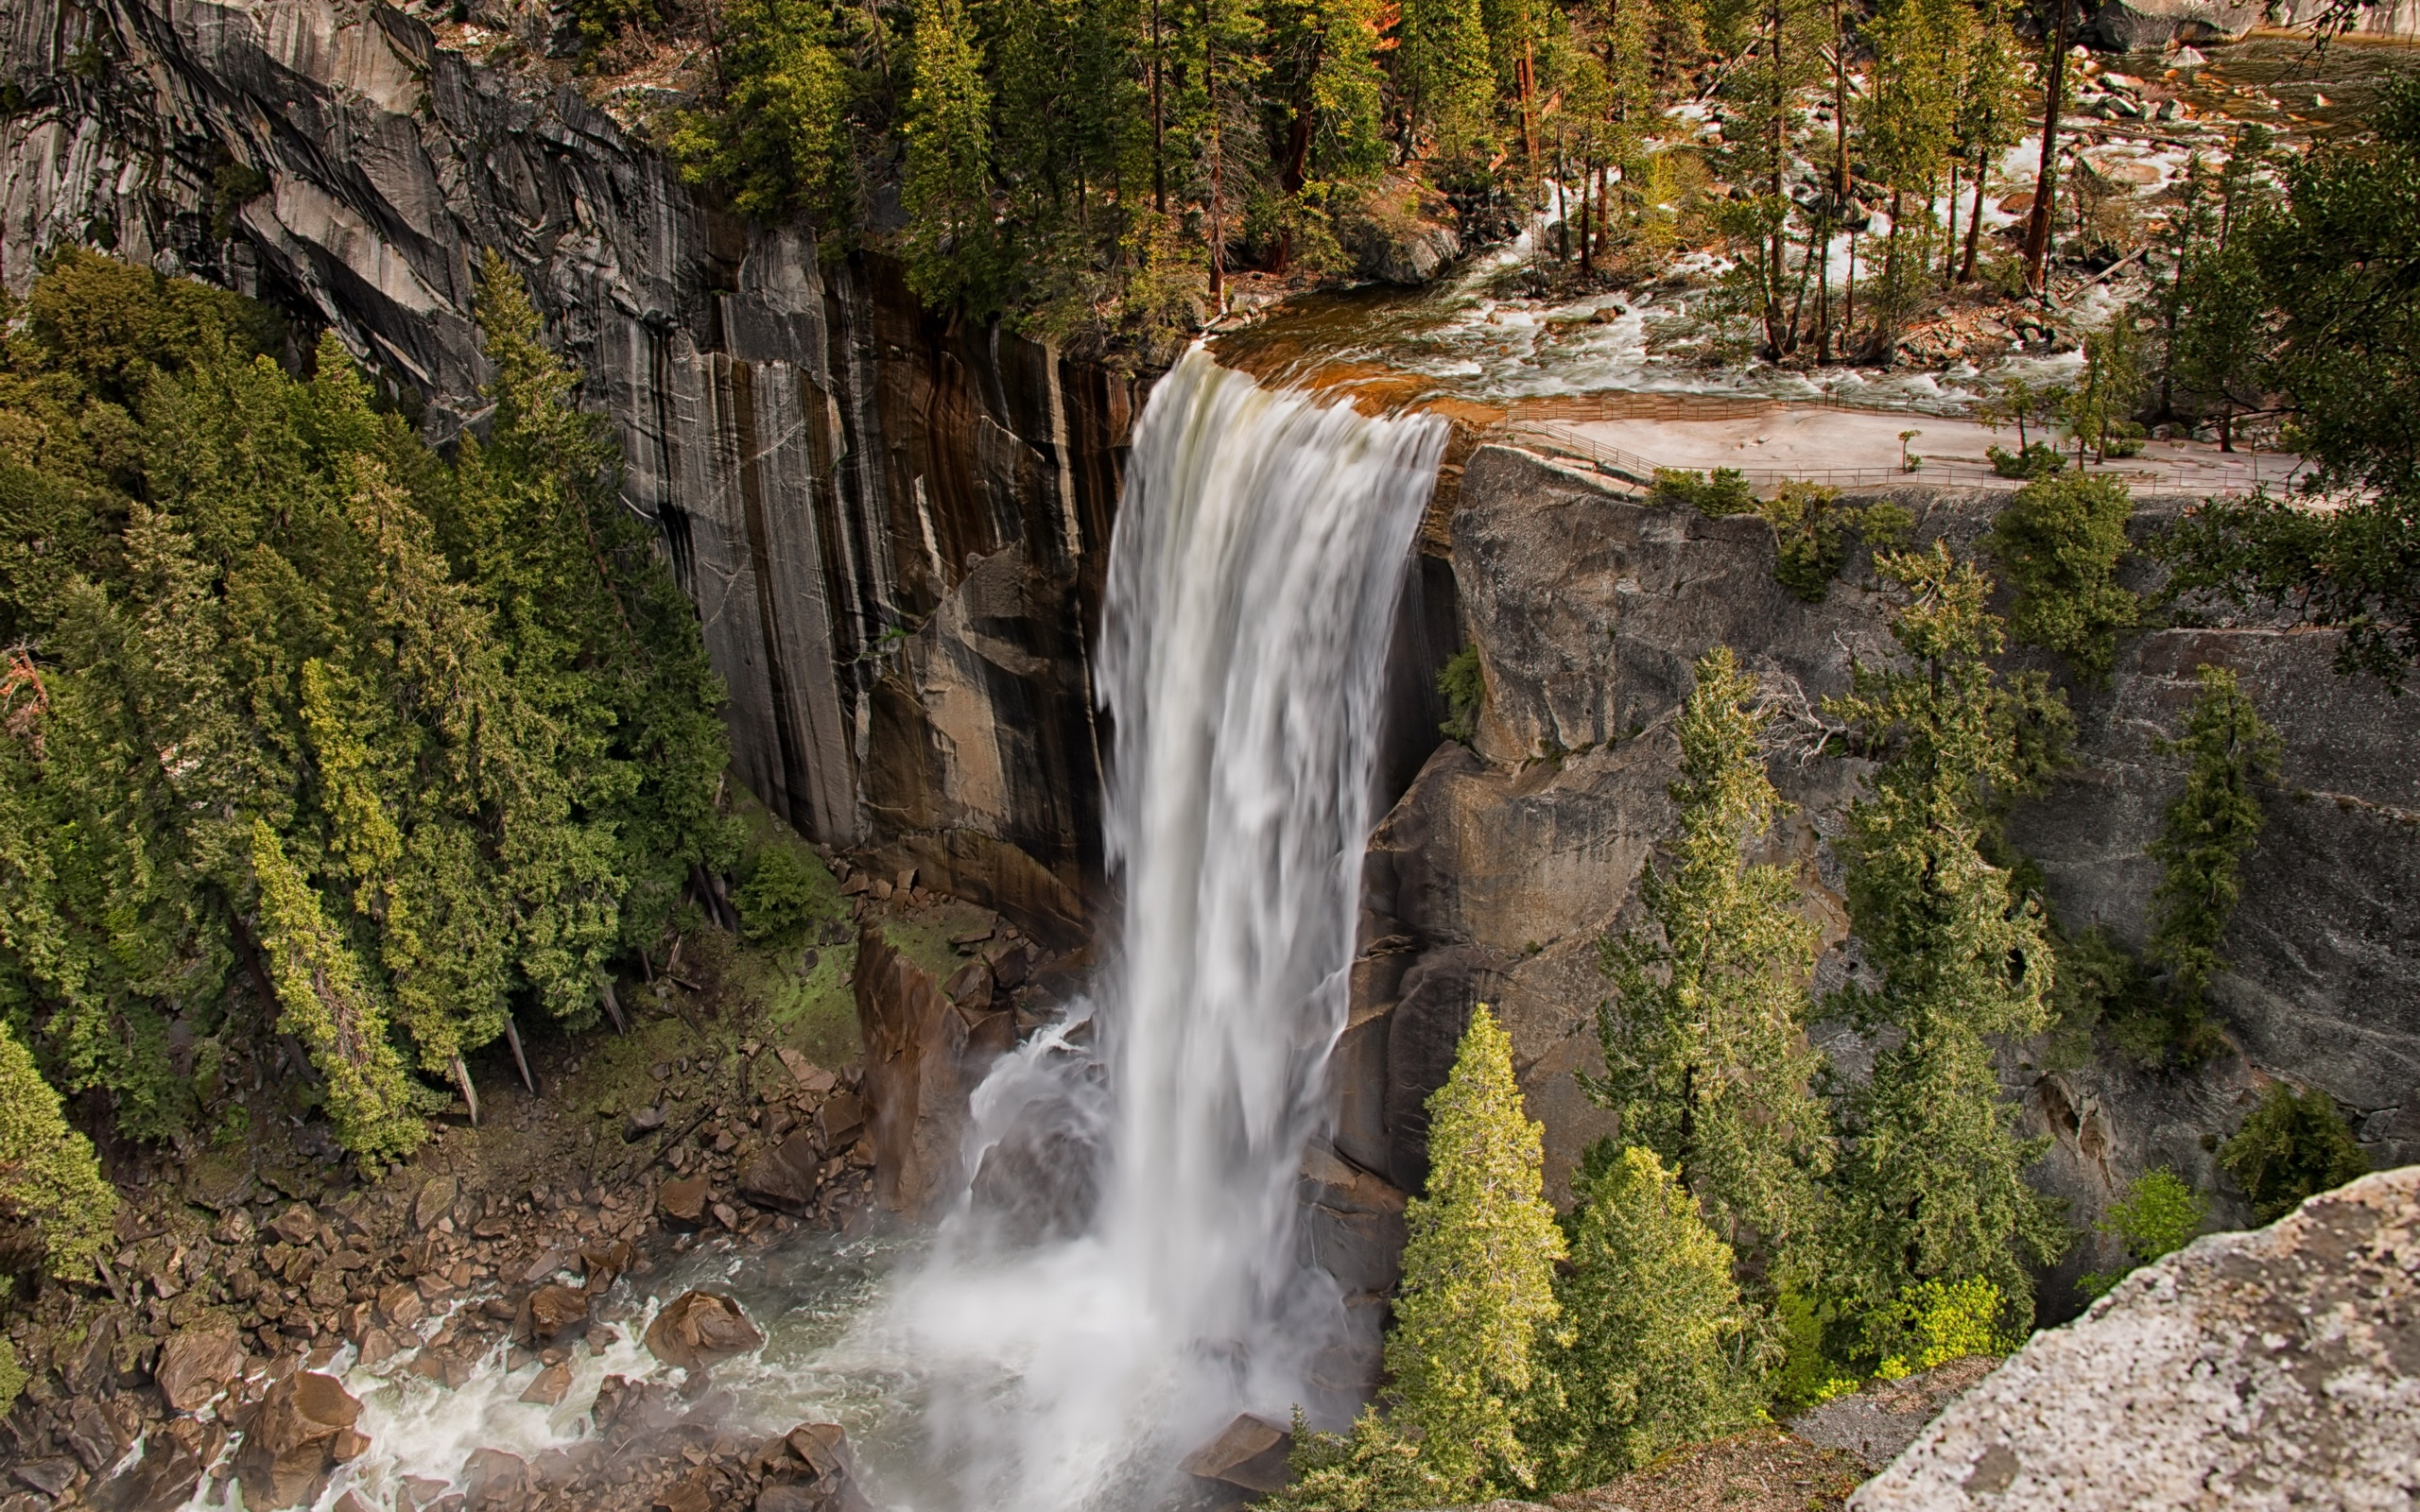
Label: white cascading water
xmin=864 ymin=347 xmax=1447 ymax=1511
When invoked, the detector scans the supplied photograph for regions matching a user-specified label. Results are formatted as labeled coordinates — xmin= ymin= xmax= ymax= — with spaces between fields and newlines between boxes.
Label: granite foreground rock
xmin=1852 ymin=1164 xmax=2420 ymax=1511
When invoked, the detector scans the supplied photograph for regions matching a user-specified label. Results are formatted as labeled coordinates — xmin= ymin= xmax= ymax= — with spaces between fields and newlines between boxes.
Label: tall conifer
xmin=1589 ymin=645 xmax=1827 ymax=1266
xmin=1387 ymin=1004 xmax=1564 ymax=1495
xmin=1527 ymin=1147 xmax=1767 ymax=1488
xmin=1823 ymin=543 xmax=2072 ymax=1361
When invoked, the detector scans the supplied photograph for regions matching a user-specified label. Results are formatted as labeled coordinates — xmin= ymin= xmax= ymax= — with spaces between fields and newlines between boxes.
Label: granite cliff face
xmin=1 ymin=0 xmax=1131 ymax=939
xmin=1333 ymin=445 xmax=2420 ymax=1315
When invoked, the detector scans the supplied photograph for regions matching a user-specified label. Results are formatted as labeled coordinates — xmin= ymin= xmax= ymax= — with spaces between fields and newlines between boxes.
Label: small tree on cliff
xmin=1525 ymin=1145 xmax=1769 ymax=1489
xmin=1588 ymin=644 xmax=1829 ymax=1271
xmin=2145 ymin=666 xmax=2282 ymax=1036
xmin=1388 ymin=1004 xmax=1564 ymax=1496
xmin=1822 ymin=542 xmax=2073 ymax=1365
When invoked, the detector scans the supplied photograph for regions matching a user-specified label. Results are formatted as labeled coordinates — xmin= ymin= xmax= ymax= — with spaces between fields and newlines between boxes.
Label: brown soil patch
xmin=1543 ymin=1428 xmax=1870 ymax=1512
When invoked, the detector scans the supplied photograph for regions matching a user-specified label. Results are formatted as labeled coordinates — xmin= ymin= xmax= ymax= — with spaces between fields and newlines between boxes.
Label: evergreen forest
xmin=0 ymin=249 xmax=737 ymax=1276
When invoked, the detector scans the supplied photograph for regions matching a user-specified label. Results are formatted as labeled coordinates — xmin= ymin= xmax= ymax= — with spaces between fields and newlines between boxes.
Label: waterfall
xmin=870 ymin=348 xmax=1447 ymax=1511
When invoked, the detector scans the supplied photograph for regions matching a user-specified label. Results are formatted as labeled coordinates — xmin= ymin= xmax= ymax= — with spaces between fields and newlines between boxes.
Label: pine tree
xmin=1527 ymin=1146 xmax=1767 ymax=1489
xmin=1716 ymin=0 xmax=1826 ymax=357
xmin=1857 ymin=0 xmax=1973 ymax=345
xmin=0 ymin=1018 xmax=115 ymax=1282
xmin=1588 ymin=645 xmax=1827 ymax=1265
xmin=666 ymin=0 xmax=858 ymax=225
xmin=1822 ymin=542 xmax=2073 ymax=1364
xmin=1387 ymin=1003 xmax=1565 ymax=1495
xmin=904 ymin=0 xmax=998 ymax=309
xmin=1947 ymin=3 xmax=2026 ymax=284
xmin=2146 ymin=665 xmax=2281 ymax=1005
xmin=1398 ymin=0 xmax=1495 ymax=157
xmin=1986 ymin=472 xmax=2140 ymax=684
xmin=248 ymin=821 xmax=426 ymax=1165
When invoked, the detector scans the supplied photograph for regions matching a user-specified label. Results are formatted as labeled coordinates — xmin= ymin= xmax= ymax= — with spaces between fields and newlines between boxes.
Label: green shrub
xmin=735 ymin=844 xmax=839 ymax=949
xmin=2047 ymin=925 xmax=2169 ymax=1068
xmin=1987 ymin=442 xmax=2067 ymax=480
xmin=210 ymin=161 xmax=269 ymax=239
xmin=1651 ymin=467 xmax=1757 ymax=516
xmin=1987 ymin=472 xmax=2140 ymax=683
xmin=1256 ymin=1407 xmax=1454 ymax=1512
xmin=1771 ymin=1286 xmax=1861 ymax=1413
xmin=1759 ymin=488 xmax=1911 ymax=603
xmin=2219 ymin=1084 xmax=2370 ymax=1224
xmin=1437 ymin=645 xmax=1483 ymax=745
xmin=1874 ymin=1277 xmax=2023 ymax=1379
xmin=2077 ymin=1167 xmax=2205 ymax=1298
xmin=0 ymin=1340 xmax=23 ymax=1417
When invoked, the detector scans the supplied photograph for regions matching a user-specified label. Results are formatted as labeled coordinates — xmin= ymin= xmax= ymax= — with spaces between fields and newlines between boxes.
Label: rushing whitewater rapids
xmin=189 ymin=350 xmax=1446 ymax=1512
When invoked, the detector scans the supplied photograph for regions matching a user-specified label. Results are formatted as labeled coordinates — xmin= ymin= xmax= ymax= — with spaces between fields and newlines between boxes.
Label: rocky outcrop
xmin=642 ymin=1290 xmax=762 ymax=1373
xmin=855 ymin=923 xmax=1015 ymax=1215
xmin=1342 ymin=447 xmax=2420 ymax=1280
xmin=1853 ymin=1164 xmax=2420 ymax=1510
xmin=1181 ymin=1413 xmax=1297 ymax=1496
xmin=2098 ymin=0 xmax=2420 ymax=45
xmin=0 ymin=0 xmax=1131 ymax=939
xmin=152 ymin=1325 xmax=248 ymax=1413
xmin=232 ymin=1370 xmax=366 ymax=1510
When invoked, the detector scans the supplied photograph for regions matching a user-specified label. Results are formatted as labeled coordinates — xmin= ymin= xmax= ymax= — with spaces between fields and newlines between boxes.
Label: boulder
xmin=66 ymin=1400 xmax=130 ymax=1473
xmin=591 ymin=1374 xmax=678 ymax=1444
xmin=94 ymin=1418 xmax=222 ymax=1512
xmin=519 ymin=1361 xmax=572 ymax=1406
xmin=268 ymin=1203 xmax=323 ymax=1248
xmin=232 ymin=1371 xmax=364 ymax=1510
xmin=942 ymin=960 xmax=993 ymax=1011
xmin=412 ymin=1176 xmax=458 ymax=1232
xmin=814 ymin=1091 xmax=864 ymax=1150
xmin=1852 ymin=1165 xmax=2420 ymax=1510
xmin=643 ymin=1291 xmax=764 ymax=1372
xmin=91 ymin=1416 xmax=215 ymax=1512
xmin=513 ymin=1283 xmax=591 ymax=1346
xmin=657 ymin=1176 xmax=711 ymax=1229
xmin=754 ymin=1423 xmax=877 ymax=1512
xmin=739 ymin=1129 xmax=825 ymax=1216
xmin=461 ymin=1447 xmax=527 ymax=1512
xmin=1181 ymin=1414 xmax=1295 ymax=1495
xmin=153 ymin=1324 xmax=248 ymax=1412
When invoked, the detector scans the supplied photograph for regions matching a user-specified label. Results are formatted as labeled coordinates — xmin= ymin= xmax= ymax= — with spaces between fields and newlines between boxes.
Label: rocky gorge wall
xmin=0 ymin=0 xmax=1132 ymax=940
xmin=1325 ymin=445 xmax=2420 ymax=1319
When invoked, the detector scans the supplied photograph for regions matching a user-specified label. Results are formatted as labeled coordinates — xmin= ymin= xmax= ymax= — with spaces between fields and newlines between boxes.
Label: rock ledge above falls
xmin=1852 ymin=1162 xmax=2420 ymax=1510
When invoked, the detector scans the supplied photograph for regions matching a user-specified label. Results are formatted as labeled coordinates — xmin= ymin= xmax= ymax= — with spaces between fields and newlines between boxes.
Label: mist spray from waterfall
xmin=862 ymin=349 xmax=1445 ymax=1511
